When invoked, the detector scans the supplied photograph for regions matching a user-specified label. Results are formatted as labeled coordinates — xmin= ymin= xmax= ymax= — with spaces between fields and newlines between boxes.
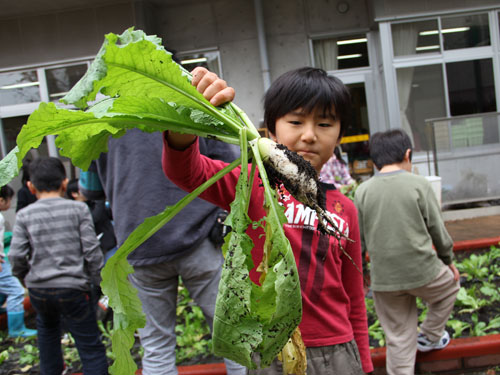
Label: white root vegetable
xmin=255 ymin=138 xmax=349 ymax=241
xmin=254 ymin=138 xmax=363 ymax=276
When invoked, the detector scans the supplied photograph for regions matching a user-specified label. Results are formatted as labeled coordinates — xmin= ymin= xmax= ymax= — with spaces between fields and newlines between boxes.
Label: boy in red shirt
xmin=163 ymin=67 xmax=373 ymax=374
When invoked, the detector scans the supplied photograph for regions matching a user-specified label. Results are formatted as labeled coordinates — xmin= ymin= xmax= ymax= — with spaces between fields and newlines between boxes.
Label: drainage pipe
xmin=253 ymin=0 xmax=271 ymax=91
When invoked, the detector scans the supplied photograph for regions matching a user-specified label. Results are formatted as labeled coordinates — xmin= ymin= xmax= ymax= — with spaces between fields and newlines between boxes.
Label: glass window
xmin=446 ymin=59 xmax=496 ymax=116
xmin=178 ymin=51 xmax=221 ymax=77
xmin=392 ymin=20 xmax=440 ymax=56
xmin=442 ymin=13 xmax=490 ymax=50
xmin=1 ymin=116 xmax=47 ymax=157
xmin=313 ymin=34 xmax=369 ymax=71
xmin=0 ymin=70 xmax=40 ymax=105
xmin=397 ymin=64 xmax=447 ymax=151
xmin=46 ymin=64 xmax=88 ymax=102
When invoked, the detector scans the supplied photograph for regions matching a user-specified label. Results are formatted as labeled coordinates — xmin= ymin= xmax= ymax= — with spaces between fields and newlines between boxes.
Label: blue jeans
xmin=29 ymin=288 xmax=108 ymax=375
xmin=0 ymin=260 xmax=25 ymax=312
xmin=129 ymin=238 xmax=246 ymax=375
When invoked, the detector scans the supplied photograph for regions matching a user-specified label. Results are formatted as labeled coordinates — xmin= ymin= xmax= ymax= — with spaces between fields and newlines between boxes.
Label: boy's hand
xmin=449 ymin=263 xmax=460 ymax=281
xmin=166 ymin=67 xmax=235 ymax=150
xmin=191 ymin=67 xmax=235 ymax=106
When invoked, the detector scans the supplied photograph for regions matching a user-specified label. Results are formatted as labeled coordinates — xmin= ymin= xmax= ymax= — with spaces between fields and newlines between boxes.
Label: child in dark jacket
xmin=9 ymin=157 xmax=108 ymax=375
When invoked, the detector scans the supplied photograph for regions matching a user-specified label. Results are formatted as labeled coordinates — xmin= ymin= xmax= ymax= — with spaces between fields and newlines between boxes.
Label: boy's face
xmin=0 ymin=197 xmax=12 ymax=211
xmin=271 ymin=107 xmax=341 ymax=173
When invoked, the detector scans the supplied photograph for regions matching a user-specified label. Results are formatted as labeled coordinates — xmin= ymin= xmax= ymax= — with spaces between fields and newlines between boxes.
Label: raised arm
xmin=166 ymin=67 xmax=236 ymax=150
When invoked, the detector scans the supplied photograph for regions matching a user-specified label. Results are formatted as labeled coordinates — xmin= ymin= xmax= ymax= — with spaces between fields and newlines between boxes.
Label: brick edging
xmin=453 ymin=236 xmax=500 ymax=251
xmin=371 ymin=334 xmax=500 ymax=369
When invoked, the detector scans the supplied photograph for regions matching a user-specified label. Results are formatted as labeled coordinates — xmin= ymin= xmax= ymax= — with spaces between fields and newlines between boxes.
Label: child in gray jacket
xmin=10 ymin=157 xmax=107 ymax=375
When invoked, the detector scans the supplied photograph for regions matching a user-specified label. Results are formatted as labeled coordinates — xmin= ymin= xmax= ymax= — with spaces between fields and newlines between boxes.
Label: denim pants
xmin=0 ymin=260 xmax=25 ymax=312
xmin=129 ymin=238 xmax=246 ymax=375
xmin=29 ymin=288 xmax=108 ymax=375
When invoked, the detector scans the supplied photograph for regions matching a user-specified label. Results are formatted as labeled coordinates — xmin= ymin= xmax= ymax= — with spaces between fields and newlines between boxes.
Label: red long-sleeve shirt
xmin=162 ymin=137 xmax=373 ymax=373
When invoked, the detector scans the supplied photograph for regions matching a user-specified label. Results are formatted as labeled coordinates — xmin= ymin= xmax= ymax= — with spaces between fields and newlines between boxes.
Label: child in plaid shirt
xmin=319 ymin=147 xmax=355 ymax=188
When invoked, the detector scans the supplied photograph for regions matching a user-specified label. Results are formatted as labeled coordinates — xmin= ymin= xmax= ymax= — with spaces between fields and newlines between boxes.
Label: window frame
xmin=0 ymin=58 xmax=92 ymax=157
xmin=176 ymin=48 xmax=223 ymax=78
xmin=309 ymin=30 xmax=372 ymax=73
xmin=380 ymin=8 xmax=500 ymax=160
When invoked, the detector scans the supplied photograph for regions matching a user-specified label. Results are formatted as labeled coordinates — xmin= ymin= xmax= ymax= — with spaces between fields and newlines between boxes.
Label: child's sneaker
xmin=417 ymin=330 xmax=450 ymax=352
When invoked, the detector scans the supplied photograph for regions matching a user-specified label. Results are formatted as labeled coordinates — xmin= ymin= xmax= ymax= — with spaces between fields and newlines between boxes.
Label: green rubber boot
xmin=7 ymin=311 xmax=37 ymax=338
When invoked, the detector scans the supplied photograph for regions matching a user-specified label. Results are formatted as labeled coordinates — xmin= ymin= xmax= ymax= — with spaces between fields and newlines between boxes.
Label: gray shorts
xmin=248 ymin=339 xmax=364 ymax=375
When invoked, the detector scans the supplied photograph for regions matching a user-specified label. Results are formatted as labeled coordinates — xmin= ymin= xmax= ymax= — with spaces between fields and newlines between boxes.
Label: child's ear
xmin=27 ymin=181 xmax=36 ymax=195
xmin=404 ymin=148 xmax=412 ymax=162
xmin=61 ymin=178 xmax=69 ymax=192
xmin=270 ymin=132 xmax=277 ymax=142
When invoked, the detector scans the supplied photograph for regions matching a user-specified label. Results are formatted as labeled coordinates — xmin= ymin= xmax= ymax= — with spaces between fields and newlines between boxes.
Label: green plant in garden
xmin=175 ymin=280 xmax=212 ymax=364
xmin=62 ymin=333 xmax=82 ymax=369
xmin=98 ymin=319 xmax=117 ymax=361
xmin=18 ymin=343 xmax=38 ymax=367
xmin=455 ymin=286 xmax=490 ymax=314
xmin=368 ymin=319 xmax=385 ymax=348
xmin=367 ymin=245 xmax=500 ymax=345
xmin=0 ymin=348 xmax=11 ymax=365
xmin=447 ymin=319 xmax=471 ymax=339
xmin=469 ymin=314 xmax=500 ymax=336
xmin=480 ymin=281 xmax=500 ymax=303
xmin=456 ymin=253 xmax=490 ymax=281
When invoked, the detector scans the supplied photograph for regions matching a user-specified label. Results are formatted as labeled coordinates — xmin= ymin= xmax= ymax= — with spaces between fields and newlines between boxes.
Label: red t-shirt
xmin=162 ymin=137 xmax=373 ymax=373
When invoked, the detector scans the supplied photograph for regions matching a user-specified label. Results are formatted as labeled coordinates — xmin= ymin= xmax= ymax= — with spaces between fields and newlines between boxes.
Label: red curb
xmin=87 ymin=364 xmax=228 ymax=375
xmin=370 ymin=334 xmax=500 ymax=369
xmin=178 ymin=363 xmax=227 ymax=375
xmin=365 ymin=236 xmax=500 ymax=262
xmin=453 ymin=237 xmax=500 ymax=252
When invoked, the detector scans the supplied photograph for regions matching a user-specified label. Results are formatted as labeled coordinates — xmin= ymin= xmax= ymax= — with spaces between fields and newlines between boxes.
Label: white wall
xmin=0 ymin=3 xmax=135 ymax=69
xmin=155 ymin=0 xmax=373 ymax=124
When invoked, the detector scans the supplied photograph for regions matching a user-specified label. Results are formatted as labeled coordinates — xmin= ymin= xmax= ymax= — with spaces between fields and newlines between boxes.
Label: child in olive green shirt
xmin=355 ymin=129 xmax=460 ymax=375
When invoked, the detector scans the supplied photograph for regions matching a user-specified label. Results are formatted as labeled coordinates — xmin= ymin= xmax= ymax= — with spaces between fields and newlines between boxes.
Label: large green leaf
xmin=0 ymin=27 xmax=301 ymax=373
xmin=102 ymin=158 xmax=241 ymax=375
xmin=62 ymin=28 xmax=245 ymax=137
xmin=212 ymin=132 xmax=302 ymax=368
xmin=0 ymin=147 xmax=21 ymax=187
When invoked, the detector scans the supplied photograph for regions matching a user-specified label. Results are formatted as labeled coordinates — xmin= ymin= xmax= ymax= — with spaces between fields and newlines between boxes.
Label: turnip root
xmin=255 ymin=138 xmax=350 ymax=242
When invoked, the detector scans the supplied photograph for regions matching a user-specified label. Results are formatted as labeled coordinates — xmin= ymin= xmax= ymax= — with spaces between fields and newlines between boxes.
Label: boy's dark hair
xmin=29 ymin=157 xmax=67 ymax=192
xmin=20 ymin=159 xmax=32 ymax=186
xmin=263 ymin=67 xmax=351 ymax=136
xmin=369 ymin=129 xmax=413 ymax=170
xmin=0 ymin=185 xmax=14 ymax=200
xmin=66 ymin=179 xmax=79 ymax=200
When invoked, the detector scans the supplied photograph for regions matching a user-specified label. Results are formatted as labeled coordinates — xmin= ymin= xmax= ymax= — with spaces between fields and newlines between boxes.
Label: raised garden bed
xmin=1 ymin=240 xmax=499 ymax=375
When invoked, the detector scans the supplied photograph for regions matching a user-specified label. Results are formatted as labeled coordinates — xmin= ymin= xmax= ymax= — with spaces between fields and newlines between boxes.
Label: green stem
xmin=239 ymin=128 xmax=249 ymax=198
xmin=246 ymin=158 xmax=257 ymax=213
xmin=110 ymin=156 xmax=242 ymax=264
xmin=249 ymin=140 xmax=287 ymax=240
xmin=229 ymin=102 xmax=261 ymax=139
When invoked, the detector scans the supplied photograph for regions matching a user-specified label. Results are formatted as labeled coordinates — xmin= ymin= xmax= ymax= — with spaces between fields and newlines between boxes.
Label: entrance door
xmin=333 ymin=71 xmax=375 ymax=180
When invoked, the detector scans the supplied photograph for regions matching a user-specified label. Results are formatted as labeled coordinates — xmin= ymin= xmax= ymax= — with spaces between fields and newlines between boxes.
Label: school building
xmin=1 ymin=0 xmax=499 ymax=210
